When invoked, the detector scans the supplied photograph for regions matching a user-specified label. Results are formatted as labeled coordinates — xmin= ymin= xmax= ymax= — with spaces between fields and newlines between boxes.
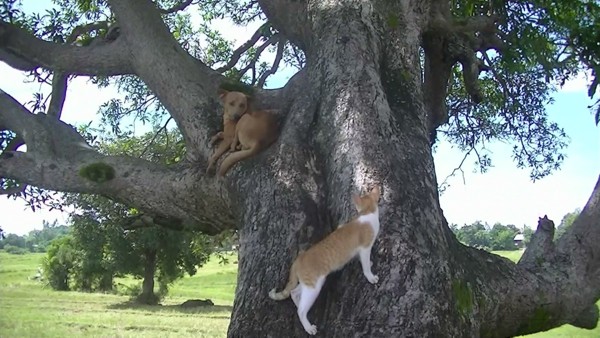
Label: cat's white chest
xmin=357 ymin=208 xmax=380 ymax=236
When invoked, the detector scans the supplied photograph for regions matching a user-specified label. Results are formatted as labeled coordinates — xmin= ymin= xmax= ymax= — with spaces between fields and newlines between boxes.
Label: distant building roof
xmin=514 ymin=234 xmax=525 ymax=241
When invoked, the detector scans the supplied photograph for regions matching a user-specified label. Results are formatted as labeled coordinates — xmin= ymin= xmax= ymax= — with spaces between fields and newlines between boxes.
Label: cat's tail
xmin=268 ymin=260 xmax=299 ymax=301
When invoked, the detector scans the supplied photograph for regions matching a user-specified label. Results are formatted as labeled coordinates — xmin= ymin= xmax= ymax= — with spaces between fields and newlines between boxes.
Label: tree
xmin=523 ymin=225 xmax=535 ymax=246
xmin=64 ymin=130 xmax=212 ymax=301
xmin=0 ymin=233 xmax=26 ymax=249
xmin=1 ymin=0 xmax=600 ymax=336
xmin=25 ymin=220 xmax=70 ymax=252
xmin=452 ymin=222 xmax=521 ymax=251
xmin=555 ymin=208 xmax=581 ymax=240
xmin=489 ymin=223 xmax=520 ymax=251
xmin=43 ymin=235 xmax=76 ymax=291
xmin=453 ymin=221 xmax=492 ymax=249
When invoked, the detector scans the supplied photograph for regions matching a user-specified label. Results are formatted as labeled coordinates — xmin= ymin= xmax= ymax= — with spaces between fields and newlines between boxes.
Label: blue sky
xmin=1 ymin=3 xmax=598 ymax=235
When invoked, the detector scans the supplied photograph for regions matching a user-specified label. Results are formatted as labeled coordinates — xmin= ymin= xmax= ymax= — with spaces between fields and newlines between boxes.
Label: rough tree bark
xmin=1 ymin=0 xmax=599 ymax=337
xmin=140 ymin=249 xmax=157 ymax=304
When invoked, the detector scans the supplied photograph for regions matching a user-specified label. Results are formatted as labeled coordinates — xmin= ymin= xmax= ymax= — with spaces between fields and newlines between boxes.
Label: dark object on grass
xmin=180 ymin=299 xmax=214 ymax=308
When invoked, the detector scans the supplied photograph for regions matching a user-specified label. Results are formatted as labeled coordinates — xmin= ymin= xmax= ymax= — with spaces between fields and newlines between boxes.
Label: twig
xmin=0 ymin=183 xmax=25 ymax=195
xmin=158 ymin=0 xmax=195 ymax=14
xmin=257 ymin=39 xmax=286 ymax=88
xmin=140 ymin=117 xmax=173 ymax=157
xmin=216 ymin=22 xmax=271 ymax=73
xmin=236 ymin=35 xmax=279 ymax=81
xmin=439 ymin=145 xmax=473 ymax=191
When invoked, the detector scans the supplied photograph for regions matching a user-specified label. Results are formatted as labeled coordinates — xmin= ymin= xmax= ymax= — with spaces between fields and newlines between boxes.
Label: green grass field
xmin=0 ymin=251 xmax=235 ymax=337
xmin=0 ymin=250 xmax=598 ymax=337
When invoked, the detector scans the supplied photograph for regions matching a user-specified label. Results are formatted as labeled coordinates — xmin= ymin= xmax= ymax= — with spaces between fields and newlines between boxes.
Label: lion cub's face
xmin=219 ymin=90 xmax=249 ymax=121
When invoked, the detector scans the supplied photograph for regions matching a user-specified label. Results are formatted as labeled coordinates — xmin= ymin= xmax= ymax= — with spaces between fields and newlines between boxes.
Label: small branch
xmin=216 ymin=22 xmax=271 ymax=73
xmin=438 ymin=145 xmax=473 ymax=192
xmin=237 ymin=35 xmax=280 ymax=81
xmin=66 ymin=21 xmax=110 ymax=44
xmin=482 ymin=52 xmax=509 ymax=97
xmin=0 ymin=183 xmax=25 ymax=195
xmin=158 ymin=0 xmax=195 ymax=14
xmin=123 ymin=213 xmax=184 ymax=231
xmin=257 ymin=39 xmax=286 ymax=88
xmin=140 ymin=117 xmax=173 ymax=157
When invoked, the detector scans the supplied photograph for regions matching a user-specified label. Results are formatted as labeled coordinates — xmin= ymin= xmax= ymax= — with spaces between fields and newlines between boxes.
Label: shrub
xmin=4 ymin=244 xmax=28 ymax=255
xmin=42 ymin=236 xmax=76 ymax=291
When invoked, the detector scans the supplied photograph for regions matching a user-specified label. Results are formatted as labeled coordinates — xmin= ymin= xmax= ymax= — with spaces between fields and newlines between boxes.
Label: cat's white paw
xmin=304 ymin=324 xmax=317 ymax=335
xmin=368 ymin=274 xmax=379 ymax=284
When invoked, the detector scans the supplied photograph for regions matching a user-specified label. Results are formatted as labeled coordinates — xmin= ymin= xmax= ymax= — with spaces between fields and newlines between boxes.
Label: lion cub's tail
xmin=269 ymin=260 xmax=299 ymax=301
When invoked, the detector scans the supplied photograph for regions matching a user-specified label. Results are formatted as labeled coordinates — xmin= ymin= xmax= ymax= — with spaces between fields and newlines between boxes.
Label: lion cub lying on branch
xmin=207 ymin=89 xmax=278 ymax=177
xmin=269 ymin=186 xmax=381 ymax=335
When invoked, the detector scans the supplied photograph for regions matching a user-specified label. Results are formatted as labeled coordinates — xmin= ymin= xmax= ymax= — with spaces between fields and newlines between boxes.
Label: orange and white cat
xmin=269 ymin=186 xmax=381 ymax=335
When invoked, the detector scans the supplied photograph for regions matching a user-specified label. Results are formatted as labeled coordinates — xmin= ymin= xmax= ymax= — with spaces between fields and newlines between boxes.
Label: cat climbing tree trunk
xmin=227 ymin=1 xmax=600 ymax=337
xmin=227 ymin=3 xmax=461 ymax=336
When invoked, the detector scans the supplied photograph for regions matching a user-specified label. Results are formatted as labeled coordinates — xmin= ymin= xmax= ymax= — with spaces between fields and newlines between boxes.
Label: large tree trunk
xmin=138 ymin=249 xmax=157 ymax=305
xmin=227 ymin=1 xmax=600 ymax=338
xmin=2 ymin=0 xmax=600 ymax=337
xmin=227 ymin=2 xmax=462 ymax=336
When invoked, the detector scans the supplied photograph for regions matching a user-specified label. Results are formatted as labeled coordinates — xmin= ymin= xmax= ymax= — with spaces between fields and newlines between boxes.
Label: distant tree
xmin=3 ymin=244 xmax=27 ymax=255
xmin=454 ymin=221 xmax=492 ymax=250
xmin=489 ymin=223 xmax=520 ymax=251
xmin=43 ymin=235 xmax=76 ymax=290
xmin=25 ymin=220 xmax=70 ymax=252
xmin=63 ymin=130 xmax=213 ymax=302
xmin=453 ymin=222 xmax=520 ymax=251
xmin=522 ymin=225 xmax=534 ymax=246
xmin=556 ymin=209 xmax=581 ymax=240
xmin=0 ymin=233 xmax=26 ymax=249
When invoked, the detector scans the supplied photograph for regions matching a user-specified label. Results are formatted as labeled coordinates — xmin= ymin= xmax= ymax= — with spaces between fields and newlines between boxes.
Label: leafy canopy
xmin=0 ymin=0 xmax=598 ymax=197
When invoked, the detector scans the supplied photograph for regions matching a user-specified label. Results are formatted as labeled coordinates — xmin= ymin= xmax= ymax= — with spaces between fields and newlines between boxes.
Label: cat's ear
xmin=370 ymin=186 xmax=380 ymax=202
xmin=352 ymin=194 xmax=362 ymax=210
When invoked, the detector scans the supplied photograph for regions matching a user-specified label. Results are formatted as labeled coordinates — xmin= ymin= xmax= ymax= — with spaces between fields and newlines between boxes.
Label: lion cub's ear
xmin=218 ymin=88 xmax=229 ymax=101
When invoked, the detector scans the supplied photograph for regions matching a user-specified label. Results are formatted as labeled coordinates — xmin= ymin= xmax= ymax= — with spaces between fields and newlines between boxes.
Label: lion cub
xmin=207 ymin=89 xmax=278 ymax=177
xmin=269 ymin=186 xmax=381 ymax=335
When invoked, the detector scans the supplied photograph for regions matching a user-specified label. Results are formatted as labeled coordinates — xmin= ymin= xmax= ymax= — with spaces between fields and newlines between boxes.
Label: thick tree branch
xmin=256 ymin=0 xmax=311 ymax=51
xmin=518 ymin=215 xmax=555 ymax=268
xmin=0 ymin=88 xmax=235 ymax=234
xmin=461 ymin=173 xmax=600 ymax=337
xmin=423 ymin=11 xmax=503 ymax=139
xmin=0 ymin=21 xmax=133 ymax=76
